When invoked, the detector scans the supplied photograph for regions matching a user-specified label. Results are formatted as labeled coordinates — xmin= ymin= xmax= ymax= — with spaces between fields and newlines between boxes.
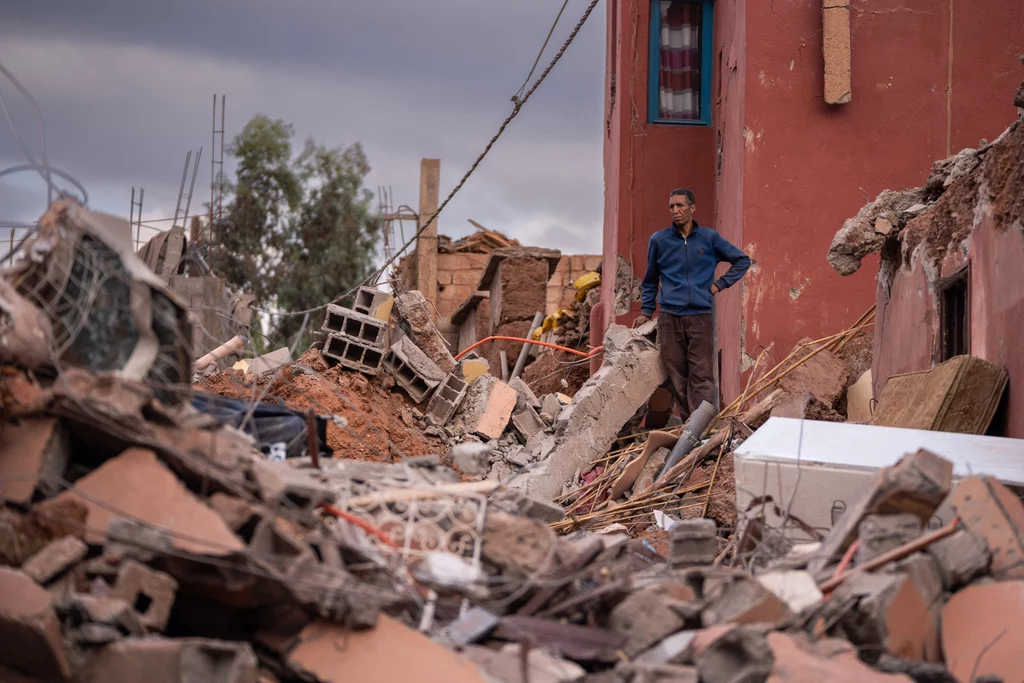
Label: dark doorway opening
xmin=939 ymin=266 xmax=969 ymax=361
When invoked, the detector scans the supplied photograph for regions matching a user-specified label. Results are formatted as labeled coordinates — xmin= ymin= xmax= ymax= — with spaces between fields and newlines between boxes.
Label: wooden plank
xmin=415 ymin=159 xmax=441 ymax=319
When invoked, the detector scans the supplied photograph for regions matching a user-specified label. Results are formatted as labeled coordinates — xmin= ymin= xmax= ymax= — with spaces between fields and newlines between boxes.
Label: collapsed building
xmin=3 ymin=83 xmax=1024 ymax=682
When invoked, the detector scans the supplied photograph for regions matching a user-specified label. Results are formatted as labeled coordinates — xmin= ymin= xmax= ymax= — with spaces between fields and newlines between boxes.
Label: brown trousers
xmin=658 ymin=313 xmax=716 ymax=421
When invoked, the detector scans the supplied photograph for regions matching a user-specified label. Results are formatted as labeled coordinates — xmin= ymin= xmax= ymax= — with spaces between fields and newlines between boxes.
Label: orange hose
xmin=453 ymin=335 xmax=603 ymax=361
xmin=319 ymin=503 xmax=398 ymax=548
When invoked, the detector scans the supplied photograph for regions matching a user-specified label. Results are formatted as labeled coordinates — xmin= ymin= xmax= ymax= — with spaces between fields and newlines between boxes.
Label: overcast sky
xmin=0 ymin=0 xmax=606 ymax=263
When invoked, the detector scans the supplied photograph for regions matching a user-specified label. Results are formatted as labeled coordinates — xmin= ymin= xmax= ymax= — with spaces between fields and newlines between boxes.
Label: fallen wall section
xmin=511 ymin=323 xmax=666 ymax=501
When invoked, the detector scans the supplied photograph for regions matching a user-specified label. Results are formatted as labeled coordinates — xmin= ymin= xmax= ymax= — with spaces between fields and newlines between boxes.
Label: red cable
xmin=453 ymin=335 xmax=604 ymax=361
xmin=319 ymin=503 xmax=398 ymax=548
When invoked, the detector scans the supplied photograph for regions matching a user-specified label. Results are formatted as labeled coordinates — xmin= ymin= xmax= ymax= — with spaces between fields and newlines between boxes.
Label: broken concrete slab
xmin=511 ymin=324 xmax=667 ymax=501
xmin=451 ymin=375 xmax=518 ymax=441
xmin=509 ymin=377 xmax=541 ymax=412
xmin=702 ymin=577 xmax=792 ymax=628
xmin=451 ymin=442 xmax=491 ymax=477
xmin=856 ymin=514 xmax=922 ymax=565
xmin=289 ymin=617 xmax=484 ymax=683
xmin=109 ymin=560 xmax=178 ymax=633
xmin=77 ymin=637 xmax=258 ymax=683
xmin=827 ymin=187 xmax=925 ymax=276
xmin=949 ymin=475 xmax=1024 ymax=579
xmin=394 ymin=290 xmax=457 ymax=374
xmin=0 ymin=418 xmax=69 ymax=504
xmin=924 ymin=529 xmax=991 ymax=589
xmin=540 ymin=393 xmax=562 ymax=424
xmin=246 ymin=347 xmax=293 ymax=376
xmin=0 ymin=568 xmax=71 ymax=681
xmin=755 ymin=571 xmax=823 ymax=614
xmin=808 ymin=449 xmax=952 ymax=574
xmin=250 ymin=457 xmax=337 ymax=512
xmin=489 ymin=489 xmax=566 ymax=524
xmin=20 ymin=535 xmax=87 ymax=585
xmin=941 ymin=581 xmax=1024 ymax=683
xmin=512 ymin=405 xmax=547 ymax=440
xmin=775 ymin=345 xmax=851 ymax=409
xmin=53 ymin=447 xmax=244 ymax=555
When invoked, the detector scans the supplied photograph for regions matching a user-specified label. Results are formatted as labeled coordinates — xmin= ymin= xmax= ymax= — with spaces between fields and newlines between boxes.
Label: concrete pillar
xmin=415 ymin=159 xmax=441 ymax=319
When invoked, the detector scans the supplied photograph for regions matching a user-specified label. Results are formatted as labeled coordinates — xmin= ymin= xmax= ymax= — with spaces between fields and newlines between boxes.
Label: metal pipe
xmin=499 ymin=350 xmax=510 ymax=381
xmin=192 ymin=334 xmax=246 ymax=371
xmin=657 ymin=400 xmax=717 ymax=481
xmin=181 ymin=147 xmax=203 ymax=232
xmin=173 ymin=150 xmax=191 ymax=228
xmin=510 ymin=312 xmax=544 ymax=380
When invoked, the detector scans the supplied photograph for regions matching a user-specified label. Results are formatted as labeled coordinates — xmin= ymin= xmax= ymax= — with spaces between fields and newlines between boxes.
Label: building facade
xmin=600 ymin=0 xmax=1024 ymax=401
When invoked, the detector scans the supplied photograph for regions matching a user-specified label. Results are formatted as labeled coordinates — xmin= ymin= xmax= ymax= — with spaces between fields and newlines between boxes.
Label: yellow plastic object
xmin=531 ymin=326 xmax=544 ymax=341
xmin=373 ymin=296 xmax=394 ymax=322
xmin=462 ymin=359 xmax=490 ymax=382
xmin=573 ymin=271 xmax=601 ymax=302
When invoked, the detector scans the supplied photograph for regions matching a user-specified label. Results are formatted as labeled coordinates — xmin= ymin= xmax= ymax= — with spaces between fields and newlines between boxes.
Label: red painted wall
xmin=602 ymin=0 xmax=1024 ymax=406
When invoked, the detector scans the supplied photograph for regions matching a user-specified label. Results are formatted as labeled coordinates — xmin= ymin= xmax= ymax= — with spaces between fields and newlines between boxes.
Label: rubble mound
xmin=198 ymin=349 xmax=444 ymax=462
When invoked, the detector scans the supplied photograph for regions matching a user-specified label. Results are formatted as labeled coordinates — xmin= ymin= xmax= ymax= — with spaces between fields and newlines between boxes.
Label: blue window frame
xmin=648 ymin=0 xmax=713 ymax=126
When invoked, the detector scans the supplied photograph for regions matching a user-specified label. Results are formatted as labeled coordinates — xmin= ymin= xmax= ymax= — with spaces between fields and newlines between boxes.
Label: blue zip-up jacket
xmin=641 ymin=221 xmax=751 ymax=317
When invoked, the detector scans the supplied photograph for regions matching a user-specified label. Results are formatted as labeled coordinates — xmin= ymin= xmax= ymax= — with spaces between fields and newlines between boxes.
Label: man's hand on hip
xmin=632 ymin=315 xmax=650 ymax=329
xmin=711 ymin=284 xmax=721 ymax=294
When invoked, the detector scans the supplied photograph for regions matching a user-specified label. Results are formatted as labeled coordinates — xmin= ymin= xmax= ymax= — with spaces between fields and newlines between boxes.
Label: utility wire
xmin=513 ymin=0 xmax=571 ymax=103
xmin=251 ymin=0 xmax=603 ymax=319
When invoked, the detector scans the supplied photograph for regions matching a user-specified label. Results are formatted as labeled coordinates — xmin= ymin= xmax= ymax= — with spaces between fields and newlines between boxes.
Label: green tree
xmin=274 ymin=139 xmax=379 ymax=346
xmin=220 ymin=115 xmax=379 ymax=350
xmin=221 ymin=115 xmax=302 ymax=305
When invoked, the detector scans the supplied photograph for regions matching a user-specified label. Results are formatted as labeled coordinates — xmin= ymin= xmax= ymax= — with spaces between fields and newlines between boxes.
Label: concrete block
xmin=321 ymin=304 xmax=387 ymax=347
xmin=109 ymin=560 xmax=178 ymax=633
xmin=505 ymin=446 xmax=532 ymax=468
xmin=63 ymin=594 xmax=144 ymax=637
xmin=353 ymin=286 xmax=391 ymax=318
xmin=246 ymin=347 xmax=292 ymax=376
xmin=0 ymin=568 xmax=71 ymax=680
xmin=925 ymin=529 xmax=991 ymax=590
xmin=512 ymin=324 xmax=667 ymax=501
xmin=249 ymin=517 xmax=317 ymax=578
xmin=540 ymin=394 xmax=561 ymax=425
xmin=670 ymin=518 xmax=717 ymax=568
xmin=21 ymin=535 xmax=87 ymax=585
xmin=322 ymin=333 xmax=385 ymax=375
xmin=394 ymin=290 xmax=457 ymax=373
xmin=511 ymin=406 xmax=546 ymax=440
xmin=424 ymin=373 xmax=468 ymax=426
xmin=383 ymin=336 xmax=446 ymax=403
xmin=78 ymin=637 xmax=258 ymax=683
xmin=0 ymin=418 xmax=70 ymax=504
xmin=856 ymin=513 xmax=922 ymax=565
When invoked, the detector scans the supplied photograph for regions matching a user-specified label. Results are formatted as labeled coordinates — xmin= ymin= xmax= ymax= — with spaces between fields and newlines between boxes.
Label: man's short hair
xmin=670 ymin=188 xmax=696 ymax=205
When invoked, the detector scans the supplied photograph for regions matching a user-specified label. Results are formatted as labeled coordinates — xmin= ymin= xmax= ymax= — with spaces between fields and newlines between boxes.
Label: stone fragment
xmin=694 ymin=626 xmax=773 ymax=683
xmin=609 ymin=582 xmax=696 ymax=657
xmin=451 ymin=442 xmax=491 ymax=477
xmin=669 ymin=519 xmax=717 ymax=568
xmin=702 ymin=577 xmax=792 ymax=628
xmin=755 ymin=571 xmax=823 ymax=614
xmin=0 ymin=418 xmax=69 ymax=504
xmin=78 ymin=637 xmax=258 ymax=683
xmin=20 ymin=535 xmax=87 ymax=585
xmin=856 ymin=513 xmax=922 ymax=565
xmin=924 ymin=529 xmax=991 ymax=589
xmin=808 ymin=449 xmax=952 ymax=574
xmin=481 ymin=512 xmax=557 ymax=578
xmin=540 ymin=394 xmax=562 ymax=424
xmin=109 ymin=560 xmax=178 ymax=633
xmin=53 ymin=448 xmax=244 ymax=556
xmin=511 ymin=405 xmax=546 ymax=439
xmin=941 ymin=581 xmax=1024 ymax=683
xmin=0 ymin=568 xmax=71 ymax=681
xmin=509 ymin=377 xmax=542 ymax=411
xmin=949 ymin=476 xmax=1024 ymax=579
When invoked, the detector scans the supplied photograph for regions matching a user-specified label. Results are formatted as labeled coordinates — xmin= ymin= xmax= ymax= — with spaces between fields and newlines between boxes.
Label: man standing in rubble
xmin=633 ymin=188 xmax=750 ymax=420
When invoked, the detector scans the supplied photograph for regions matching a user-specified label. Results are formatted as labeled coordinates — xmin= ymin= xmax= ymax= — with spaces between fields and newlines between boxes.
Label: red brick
xmin=110 ymin=560 xmax=178 ymax=633
xmin=0 ymin=418 xmax=68 ymax=504
xmin=949 ymin=476 xmax=1024 ymax=579
xmin=20 ymin=535 xmax=87 ymax=585
xmin=0 ymin=568 xmax=70 ymax=680
xmin=941 ymin=581 xmax=1024 ymax=683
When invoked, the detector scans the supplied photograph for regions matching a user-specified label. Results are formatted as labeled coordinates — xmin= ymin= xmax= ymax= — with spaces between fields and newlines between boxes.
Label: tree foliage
xmin=220 ymin=115 xmax=378 ymax=348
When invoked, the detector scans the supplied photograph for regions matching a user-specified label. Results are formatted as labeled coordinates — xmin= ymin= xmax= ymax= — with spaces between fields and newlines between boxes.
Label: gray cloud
xmin=0 ymin=1 xmax=606 ymax=262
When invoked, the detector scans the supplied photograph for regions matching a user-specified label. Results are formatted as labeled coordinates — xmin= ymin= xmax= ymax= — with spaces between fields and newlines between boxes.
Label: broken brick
xmin=511 ymin=405 xmax=546 ymax=439
xmin=941 ymin=581 xmax=1024 ymax=683
xmin=20 ymin=535 xmax=87 ymax=585
xmin=0 ymin=418 xmax=69 ymax=504
xmin=808 ymin=449 xmax=952 ymax=574
xmin=52 ymin=448 xmax=244 ymax=556
xmin=948 ymin=475 xmax=1024 ymax=579
xmin=766 ymin=632 xmax=913 ymax=683
xmin=889 ymin=553 xmax=943 ymax=608
xmin=109 ymin=560 xmax=178 ymax=633
xmin=0 ymin=568 xmax=71 ymax=681
xmin=925 ymin=529 xmax=991 ymax=589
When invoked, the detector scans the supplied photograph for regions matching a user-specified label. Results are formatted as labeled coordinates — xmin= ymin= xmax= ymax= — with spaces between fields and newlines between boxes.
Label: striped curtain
xmin=658 ymin=1 xmax=701 ymax=120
